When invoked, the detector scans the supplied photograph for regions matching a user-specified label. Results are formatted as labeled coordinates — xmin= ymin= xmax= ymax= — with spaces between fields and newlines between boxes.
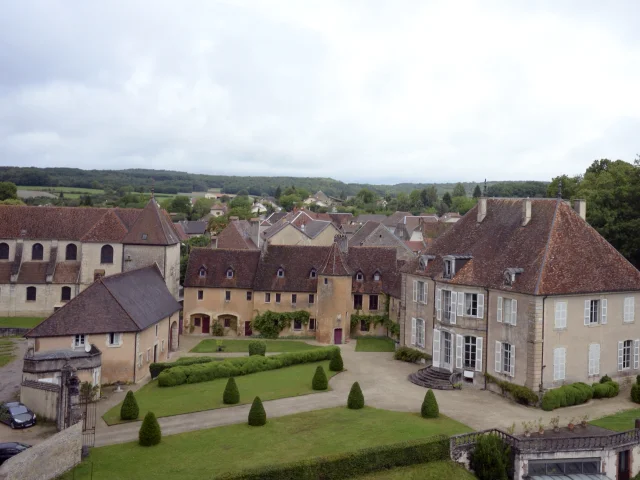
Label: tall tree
xmin=0 ymin=182 xmax=18 ymax=201
xmin=442 ymin=192 xmax=452 ymax=207
xmin=356 ymin=188 xmax=375 ymax=204
xmin=546 ymin=174 xmax=581 ymax=199
xmin=452 ymin=183 xmax=466 ymax=197
xmin=472 ymin=185 xmax=482 ymax=198
xmin=192 ymin=198 xmax=215 ymax=220
xmin=274 ymin=186 xmax=282 ymax=199
xmin=425 ymin=186 xmax=438 ymax=207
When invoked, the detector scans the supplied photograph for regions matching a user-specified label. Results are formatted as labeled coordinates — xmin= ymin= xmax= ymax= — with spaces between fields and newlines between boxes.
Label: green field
xmin=68 ymin=407 xmax=471 ymax=480
xmin=354 ymin=461 xmax=476 ymax=479
xmin=190 ymin=338 xmax=318 ymax=353
xmin=0 ymin=339 xmax=17 ymax=367
xmin=355 ymin=337 xmax=396 ymax=352
xmin=102 ymin=360 xmax=337 ymax=425
xmin=17 ymin=185 xmax=104 ymax=194
xmin=0 ymin=317 xmax=43 ymax=328
xmin=591 ymin=408 xmax=640 ymax=432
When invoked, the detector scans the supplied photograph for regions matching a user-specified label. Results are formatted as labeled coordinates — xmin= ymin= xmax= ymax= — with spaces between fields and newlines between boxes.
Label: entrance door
xmin=442 ymin=332 xmax=452 ymax=371
xmin=618 ymin=450 xmax=630 ymax=480
xmin=334 ymin=328 xmax=343 ymax=345
xmin=244 ymin=321 xmax=252 ymax=337
xmin=153 ymin=344 xmax=158 ymax=363
xmin=202 ymin=317 xmax=210 ymax=334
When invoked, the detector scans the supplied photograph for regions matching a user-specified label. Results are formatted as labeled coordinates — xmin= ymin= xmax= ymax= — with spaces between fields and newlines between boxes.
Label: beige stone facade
xmin=266 ymin=223 xmax=341 ymax=246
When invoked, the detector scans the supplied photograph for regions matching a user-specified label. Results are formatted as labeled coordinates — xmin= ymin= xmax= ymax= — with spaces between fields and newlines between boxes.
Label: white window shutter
xmin=510 ymin=345 xmax=515 ymax=377
xmin=601 ymin=299 xmax=607 ymax=324
xmin=635 ymin=340 xmax=639 ymax=370
xmin=584 ymin=300 xmax=590 ymax=326
xmin=423 ymin=283 xmax=428 ymax=304
xmin=555 ymin=302 xmax=561 ymax=329
xmin=594 ymin=343 xmax=600 ymax=375
xmin=413 ymin=281 xmax=417 ymax=303
xmin=554 ymin=347 xmax=566 ymax=381
xmin=411 ymin=318 xmax=416 ymax=346
xmin=436 ymin=288 xmax=441 ymax=321
xmin=450 ymin=292 xmax=457 ymax=325
xmin=456 ymin=334 xmax=463 ymax=369
xmin=497 ymin=297 xmax=503 ymax=323
xmin=553 ymin=348 xmax=559 ymax=380
xmin=478 ymin=294 xmax=485 ymax=319
xmin=476 ymin=337 xmax=483 ymax=372
xmin=432 ymin=329 xmax=440 ymax=368
xmin=588 ymin=344 xmax=594 ymax=376
xmin=495 ymin=341 xmax=502 ymax=373
xmin=618 ymin=341 xmax=624 ymax=371
xmin=511 ymin=299 xmax=517 ymax=325
xmin=457 ymin=293 xmax=464 ymax=316
xmin=632 ymin=298 xmax=636 ymax=322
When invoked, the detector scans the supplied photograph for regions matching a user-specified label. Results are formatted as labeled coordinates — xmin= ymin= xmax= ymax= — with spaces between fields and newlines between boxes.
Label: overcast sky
xmin=1 ymin=1 xmax=639 ymax=184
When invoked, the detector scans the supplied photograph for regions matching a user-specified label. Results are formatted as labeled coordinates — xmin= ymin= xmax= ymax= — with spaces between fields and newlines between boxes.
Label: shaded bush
xmin=138 ymin=412 xmax=161 ymax=446
xmin=120 ymin=391 xmax=139 ymax=421
xmin=599 ymin=375 xmax=612 ymax=384
xmin=312 ymin=366 xmax=328 ymax=391
xmin=593 ymin=381 xmax=619 ymax=399
xmin=394 ymin=346 xmax=431 ymax=363
xmin=421 ymin=389 xmax=439 ymax=418
xmin=329 ymin=349 xmax=344 ymax=372
xmin=470 ymin=434 xmax=510 ymax=480
xmin=347 ymin=382 xmax=364 ymax=410
xmin=485 ymin=374 xmax=539 ymax=406
xmin=248 ymin=340 xmax=267 ymax=356
xmin=211 ymin=322 xmax=224 ymax=336
xmin=223 ymin=377 xmax=240 ymax=404
xmin=631 ymin=383 xmax=640 ymax=404
xmin=248 ymin=397 xmax=266 ymax=426
xmin=150 ymin=356 xmax=216 ymax=379
xmin=542 ymin=381 xmax=608 ymax=411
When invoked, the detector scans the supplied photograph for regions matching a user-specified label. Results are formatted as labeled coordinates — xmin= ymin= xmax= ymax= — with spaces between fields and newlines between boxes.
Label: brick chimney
xmin=573 ymin=199 xmax=586 ymax=220
xmin=334 ymin=234 xmax=348 ymax=254
xmin=522 ymin=198 xmax=531 ymax=226
xmin=477 ymin=197 xmax=487 ymax=223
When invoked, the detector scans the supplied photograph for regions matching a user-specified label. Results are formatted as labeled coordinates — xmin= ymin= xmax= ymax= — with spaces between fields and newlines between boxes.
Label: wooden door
xmin=202 ymin=317 xmax=210 ymax=334
xmin=618 ymin=450 xmax=630 ymax=480
xmin=244 ymin=321 xmax=252 ymax=337
xmin=334 ymin=328 xmax=343 ymax=345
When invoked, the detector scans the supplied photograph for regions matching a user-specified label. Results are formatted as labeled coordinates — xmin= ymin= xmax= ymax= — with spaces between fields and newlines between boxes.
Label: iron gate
xmin=79 ymin=400 xmax=97 ymax=448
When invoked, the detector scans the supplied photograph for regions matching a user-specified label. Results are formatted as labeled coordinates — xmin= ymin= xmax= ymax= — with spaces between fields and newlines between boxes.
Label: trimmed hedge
xmin=631 ymin=384 xmax=640 ymax=404
xmin=248 ymin=397 xmax=266 ymax=426
xmin=216 ymin=435 xmax=449 ymax=480
xmin=540 ymin=381 xmax=620 ymax=411
xmin=394 ymin=346 xmax=432 ymax=363
xmin=312 ymin=366 xmax=328 ymax=391
xmin=248 ymin=340 xmax=267 ymax=356
xmin=157 ymin=347 xmax=339 ymax=387
xmin=120 ymin=391 xmax=139 ymax=420
xmin=592 ymin=381 xmax=619 ymax=399
xmin=329 ymin=349 xmax=344 ymax=372
xmin=348 ymin=382 xmax=364 ymax=410
xmin=150 ymin=356 xmax=217 ymax=379
xmin=421 ymin=389 xmax=439 ymax=418
xmin=223 ymin=377 xmax=240 ymax=404
xmin=485 ymin=373 xmax=538 ymax=406
xmin=139 ymin=412 xmax=161 ymax=446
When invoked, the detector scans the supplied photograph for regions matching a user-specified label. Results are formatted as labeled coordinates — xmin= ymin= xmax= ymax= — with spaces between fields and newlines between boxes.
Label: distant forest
xmin=0 ymin=166 xmax=548 ymax=198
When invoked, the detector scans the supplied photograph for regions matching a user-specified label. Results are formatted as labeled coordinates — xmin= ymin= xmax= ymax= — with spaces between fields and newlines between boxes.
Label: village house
xmin=24 ymin=265 xmax=181 ymax=385
xmin=348 ymin=221 xmax=416 ymax=261
xmin=401 ymin=197 xmax=640 ymax=393
xmin=0 ymin=199 xmax=181 ymax=318
xmin=183 ymin=237 xmax=401 ymax=344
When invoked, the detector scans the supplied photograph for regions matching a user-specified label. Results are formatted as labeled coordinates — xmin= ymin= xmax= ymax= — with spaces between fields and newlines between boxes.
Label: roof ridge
xmin=533 ymin=199 xmax=561 ymax=295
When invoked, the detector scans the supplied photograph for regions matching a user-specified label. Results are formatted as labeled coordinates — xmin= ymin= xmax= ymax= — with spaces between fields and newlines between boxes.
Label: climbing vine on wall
xmin=252 ymin=310 xmax=311 ymax=339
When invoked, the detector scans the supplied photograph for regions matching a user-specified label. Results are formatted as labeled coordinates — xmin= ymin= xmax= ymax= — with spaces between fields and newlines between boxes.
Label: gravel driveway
xmin=0 ymin=338 xmax=26 ymax=403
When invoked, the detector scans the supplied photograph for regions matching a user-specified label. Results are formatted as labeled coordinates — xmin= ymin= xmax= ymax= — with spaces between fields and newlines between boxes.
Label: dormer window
xmin=444 ymin=259 xmax=453 ymax=279
xmin=226 ymin=268 xmax=234 ymax=279
xmin=277 ymin=268 xmax=285 ymax=278
xmin=373 ymin=272 xmax=381 ymax=281
xmin=199 ymin=267 xmax=207 ymax=278
xmin=356 ymin=272 xmax=364 ymax=282
xmin=141 ymin=233 xmax=148 ymax=240
xmin=310 ymin=269 xmax=317 ymax=279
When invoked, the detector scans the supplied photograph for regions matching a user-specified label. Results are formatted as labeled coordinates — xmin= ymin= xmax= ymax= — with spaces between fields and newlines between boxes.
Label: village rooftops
xmin=216 ymin=219 xmax=258 ymax=249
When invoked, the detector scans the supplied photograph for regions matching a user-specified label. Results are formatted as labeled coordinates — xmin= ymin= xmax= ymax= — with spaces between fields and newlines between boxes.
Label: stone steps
xmin=408 ymin=366 xmax=454 ymax=390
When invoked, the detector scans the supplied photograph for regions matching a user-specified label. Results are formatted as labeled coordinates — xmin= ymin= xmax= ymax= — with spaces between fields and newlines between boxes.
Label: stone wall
xmin=20 ymin=381 xmax=59 ymax=422
xmin=0 ymin=328 xmax=28 ymax=337
xmin=0 ymin=421 xmax=82 ymax=480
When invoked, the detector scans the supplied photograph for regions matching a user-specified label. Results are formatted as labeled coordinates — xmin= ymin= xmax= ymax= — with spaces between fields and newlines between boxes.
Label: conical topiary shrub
xmin=329 ymin=349 xmax=344 ymax=372
xmin=312 ymin=365 xmax=328 ymax=390
xmin=248 ymin=396 xmax=267 ymax=426
xmin=421 ymin=389 xmax=439 ymax=418
xmin=347 ymin=382 xmax=364 ymax=409
xmin=223 ymin=377 xmax=240 ymax=404
xmin=120 ymin=390 xmax=139 ymax=420
xmin=138 ymin=412 xmax=161 ymax=446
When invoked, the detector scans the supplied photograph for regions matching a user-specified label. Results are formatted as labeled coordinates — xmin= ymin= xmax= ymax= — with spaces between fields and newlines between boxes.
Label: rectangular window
xmin=502 ymin=298 xmax=517 ymax=325
xmin=293 ymin=319 xmax=302 ymax=330
xmin=555 ymin=301 xmax=567 ymax=329
xmin=108 ymin=333 xmax=121 ymax=346
xmin=147 ymin=348 xmax=151 ymax=363
xmin=74 ymin=334 xmax=85 ymax=347
xmin=291 ymin=294 xmax=297 ymax=305
xmin=246 ymin=291 xmax=252 ymax=301
xmin=155 ymin=324 xmax=158 ymax=336
xmin=197 ymin=290 xmax=203 ymax=300
xmin=444 ymin=259 xmax=452 ymax=278
xmin=624 ymin=297 xmax=635 ymax=323
xmin=464 ymin=293 xmax=478 ymax=317
xmin=354 ymin=294 xmax=363 ymax=310
xmin=224 ymin=318 xmax=230 ymax=328
xmin=26 ymin=287 xmax=36 ymax=302
xmin=265 ymin=292 xmax=271 ymax=303
xmin=590 ymin=300 xmax=599 ymax=324
xmin=161 ymin=340 xmax=165 ymax=352
xmin=553 ymin=347 xmax=566 ymax=381
xmin=623 ymin=339 xmax=632 ymax=369
xmin=138 ymin=354 xmax=143 ymax=367
xmin=464 ymin=336 xmax=477 ymax=369
xmin=369 ymin=295 xmax=379 ymax=311
xmin=417 ymin=281 xmax=426 ymax=303
xmin=194 ymin=317 xmax=201 ymax=327
xmin=360 ymin=320 xmax=369 ymax=332
xmin=225 ymin=291 xmax=231 ymax=301
xmin=309 ymin=318 xmax=316 ymax=331
xmin=416 ymin=318 xmax=425 ymax=347
xmin=442 ymin=290 xmax=452 ymax=321
xmin=309 ymin=294 xmax=315 ymax=304
xmin=502 ymin=343 xmax=513 ymax=376
xmin=275 ymin=293 xmax=281 ymax=304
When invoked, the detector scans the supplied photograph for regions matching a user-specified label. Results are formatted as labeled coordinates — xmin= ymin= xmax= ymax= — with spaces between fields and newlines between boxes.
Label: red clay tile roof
xmin=173 ymin=222 xmax=190 ymax=241
xmin=17 ymin=262 xmax=48 ymax=284
xmin=0 ymin=263 xmax=11 ymax=283
xmin=405 ymin=241 xmax=426 ymax=253
xmin=404 ymin=198 xmax=640 ymax=295
xmin=382 ymin=211 xmax=412 ymax=227
xmin=52 ymin=261 xmax=81 ymax=284
xmin=121 ymin=200 xmax=181 ymax=245
xmin=217 ymin=220 xmax=258 ymax=250
xmin=185 ymin=248 xmax=261 ymax=289
xmin=81 ymin=210 xmax=129 ymax=243
xmin=320 ymin=243 xmax=352 ymax=277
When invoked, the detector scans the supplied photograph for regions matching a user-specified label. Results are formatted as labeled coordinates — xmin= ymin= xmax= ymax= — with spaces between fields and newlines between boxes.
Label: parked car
xmin=0 ymin=402 xmax=36 ymax=429
xmin=0 ymin=442 xmax=30 ymax=465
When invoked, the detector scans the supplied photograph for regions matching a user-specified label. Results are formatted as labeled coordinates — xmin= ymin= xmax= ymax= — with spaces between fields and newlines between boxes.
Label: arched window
xmin=226 ymin=268 xmax=234 ymax=279
xmin=61 ymin=286 xmax=71 ymax=301
xmin=0 ymin=243 xmax=8 ymax=260
xmin=32 ymin=243 xmax=43 ymax=261
xmin=277 ymin=268 xmax=285 ymax=278
xmin=100 ymin=245 xmax=113 ymax=264
xmin=309 ymin=269 xmax=317 ymax=279
xmin=65 ymin=244 xmax=77 ymax=261
xmin=26 ymin=286 xmax=36 ymax=301
xmin=356 ymin=271 xmax=364 ymax=282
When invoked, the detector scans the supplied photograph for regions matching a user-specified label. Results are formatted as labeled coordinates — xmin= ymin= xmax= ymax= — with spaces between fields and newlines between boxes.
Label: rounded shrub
xmin=223 ymin=377 xmax=240 ymax=404
xmin=470 ymin=434 xmax=509 ymax=480
xmin=347 ymin=382 xmax=364 ymax=410
xmin=312 ymin=365 xmax=328 ymax=391
xmin=632 ymin=383 xmax=640 ymax=404
xmin=329 ymin=349 xmax=344 ymax=372
xmin=248 ymin=340 xmax=267 ymax=356
xmin=138 ymin=412 xmax=161 ymax=446
xmin=120 ymin=391 xmax=139 ymax=420
xmin=421 ymin=389 xmax=439 ymax=418
xmin=564 ymin=385 xmax=577 ymax=406
xmin=248 ymin=396 xmax=267 ymax=426
xmin=599 ymin=374 xmax=612 ymax=384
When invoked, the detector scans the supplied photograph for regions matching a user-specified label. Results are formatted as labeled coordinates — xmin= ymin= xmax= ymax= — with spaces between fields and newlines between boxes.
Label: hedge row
xmin=394 ymin=346 xmax=432 ymax=363
xmin=541 ymin=380 xmax=619 ymax=411
xmin=592 ymin=380 xmax=619 ymax=399
xmin=216 ymin=435 xmax=449 ymax=480
xmin=149 ymin=356 xmax=217 ymax=379
xmin=158 ymin=347 xmax=339 ymax=387
xmin=485 ymin=374 xmax=538 ymax=406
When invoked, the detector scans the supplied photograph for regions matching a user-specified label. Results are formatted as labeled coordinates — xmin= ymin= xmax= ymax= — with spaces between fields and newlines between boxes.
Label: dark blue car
xmin=0 ymin=402 xmax=36 ymax=429
xmin=0 ymin=442 xmax=30 ymax=465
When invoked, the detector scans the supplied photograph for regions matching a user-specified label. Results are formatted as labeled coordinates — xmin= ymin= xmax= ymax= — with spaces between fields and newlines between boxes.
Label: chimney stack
xmin=210 ymin=235 xmax=218 ymax=249
xmin=249 ymin=218 xmax=260 ymax=248
xmin=522 ymin=199 xmax=532 ymax=226
xmin=573 ymin=199 xmax=586 ymax=221
xmin=477 ymin=197 xmax=487 ymax=223
xmin=334 ymin=234 xmax=348 ymax=254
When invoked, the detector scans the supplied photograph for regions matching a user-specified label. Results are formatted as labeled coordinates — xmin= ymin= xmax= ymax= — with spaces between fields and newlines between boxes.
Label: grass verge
xmin=353 ymin=461 xmax=476 ymax=479
xmin=103 ymin=360 xmax=336 ymax=425
xmin=0 ymin=317 xmax=44 ymax=328
xmin=190 ymin=338 xmax=318 ymax=353
xmin=69 ymin=407 xmax=471 ymax=480
xmin=591 ymin=408 xmax=640 ymax=432
xmin=0 ymin=339 xmax=16 ymax=367
xmin=355 ymin=337 xmax=396 ymax=352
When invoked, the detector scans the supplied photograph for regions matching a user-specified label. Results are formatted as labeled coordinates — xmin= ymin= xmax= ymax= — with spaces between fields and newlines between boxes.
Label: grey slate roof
xmin=180 ymin=221 xmax=208 ymax=235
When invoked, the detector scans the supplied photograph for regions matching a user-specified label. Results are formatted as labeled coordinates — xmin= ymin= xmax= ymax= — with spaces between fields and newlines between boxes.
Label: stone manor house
xmin=0 ymin=199 xmax=181 ymax=317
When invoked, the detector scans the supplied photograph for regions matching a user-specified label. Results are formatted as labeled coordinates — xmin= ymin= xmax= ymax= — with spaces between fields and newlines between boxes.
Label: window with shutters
xmin=624 ymin=297 xmax=635 ymax=323
xmin=502 ymin=343 xmax=513 ymax=376
xmin=416 ymin=319 xmax=425 ymax=347
xmin=623 ymin=340 xmax=632 ymax=370
xmin=417 ymin=281 xmax=426 ymax=303
xmin=464 ymin=293 xmax=478 ymax=317
xmin=553 ymin=347 xmax=566 ymax=381
xmin=555 ymin=301 xmax=567 ymax=329
xmin=464 ymin=336 xmax=477 ymax=369
xmin=502 ymin=298 xmax=517 ymax=325
xmin=589 ymin=300 xmax=599 ymax=324
xmin=442 ymin=290 xmax=452 ymax=322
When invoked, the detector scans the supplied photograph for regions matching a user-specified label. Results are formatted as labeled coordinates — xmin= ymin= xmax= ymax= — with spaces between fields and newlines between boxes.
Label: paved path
xmin=0 ymin=338 xmax=26 ymax=403
xmin=94 ymin=339 xmax=640 ymax=447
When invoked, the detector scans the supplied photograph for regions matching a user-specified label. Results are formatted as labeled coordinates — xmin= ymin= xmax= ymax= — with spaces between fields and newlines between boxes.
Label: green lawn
xmin=591 ymin=408 xmax=640 ymax=432
xmin=354 ymin=461 xmax=475 ymax=479
xmin=190 ymin=338 xmax=318 ymax=353
xmin=103 ymin=360 xmax=337 ymax=425
xmin=0 ymin=339 xmax=16 ymax=367
xmin=356 ymin=337 xmax=396 ymax=352
xmin=68 ymin=407 xmax=471 ymax=480
xmin=0 ymin=317 xmax=44 ymax=328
